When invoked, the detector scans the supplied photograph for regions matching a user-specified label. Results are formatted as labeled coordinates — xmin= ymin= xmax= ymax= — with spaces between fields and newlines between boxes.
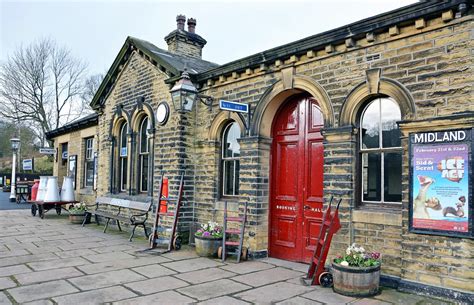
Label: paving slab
xmin=275 ymin=296 xmax=323 ymax=305
xmin=160 ymin=248 xmax=199 ymax=261
xmin=0 ymin=277 xmax=16 ymax=290
xmin=76 ymin=256 xmax=171 ymax=274
xmin=82 ymin=251 xmax=135 ymax=263
xmin=125 ymin=275 xmax=189 ymax=295
xmin=54 ymin=248 xmax=98 ymax=259
xmin=232 ymin=267 xmax=303 ymax=287
xmin=7 ymin=279 xmax=79 ymax=303
xmin=53 ymin=286 xmax=137 ymax=305
xmin=68 ymin=269 xmax=146 ymax=290
xmin=198 ymin=296 xmax=250 ymax=304
xmin=27 ymin=257 xmax=89 ymax=271
xmin=177 ymin=279 xmax=250 ymax=301
xmin=162 ymin=257 xmax=224 ymax=273
xmin=0 ymin=249 xmax=29 ymax=258
xmin=174 ymin=267 xmax=236 ymax=284
xmin=14 ymin=266 xmax=84 ymax=285
xmin=114 ymin=290 xmax=196 ymax=305
xmin=22 ymin=300 xmax=54 ymax=305
xmin=261 ymin=257 xmax=309 ymax=273
xmin=0 ymin=253 xmax=54 ymax=268
xmin=90 ymin=244 xmax=139 ymax=254
xmin=301 ymin=288 xmax=357 ymax=305
xmin=373 ymin=288 xmax=448 ymax=305
xmin=131 ymin=264 xmax=177 ymax=278
xmin=219 ymin=261 xmax=274 ymax=274
xmin=0 ymin=264 xmax=31 ymax=277
xmin=0 ymin=292 xmax=12 ymax=305
xmin=235 ymin=282 xmax=314 ymax=305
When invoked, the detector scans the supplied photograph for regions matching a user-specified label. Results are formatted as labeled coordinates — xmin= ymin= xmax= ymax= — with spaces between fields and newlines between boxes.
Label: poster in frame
xmin=68 ymin=155 xmax=77 ymax=190
xmin=409 ymin=128 xmax=473 ymax=239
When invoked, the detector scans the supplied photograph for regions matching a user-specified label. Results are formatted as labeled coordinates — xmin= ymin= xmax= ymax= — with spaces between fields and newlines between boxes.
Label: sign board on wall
xmin=219 ymin=100 xmax=249 ymax=113
xmin=39 ymin=148 xmax=56 ymax=155
xmin=409 ymin=129 xmax=473 ymax=239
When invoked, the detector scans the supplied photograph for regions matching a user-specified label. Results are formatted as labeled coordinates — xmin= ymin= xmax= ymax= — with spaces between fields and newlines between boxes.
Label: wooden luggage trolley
xmin=305 ymin=196 xmax=342 ymax=287
xmin=218 ymin=201 xmax=249 ymax=262
xmin=148 ymin=173 xmax=184 ymax=253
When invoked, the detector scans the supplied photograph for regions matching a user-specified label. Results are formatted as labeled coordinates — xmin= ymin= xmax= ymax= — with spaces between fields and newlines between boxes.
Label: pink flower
xmin=202 ymin=231 xmax=211 ymax=237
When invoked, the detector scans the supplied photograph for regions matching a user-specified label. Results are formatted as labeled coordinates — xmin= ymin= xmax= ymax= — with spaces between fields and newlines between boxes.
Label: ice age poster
xmin=410 ymin=130 xmax=471 ymax=236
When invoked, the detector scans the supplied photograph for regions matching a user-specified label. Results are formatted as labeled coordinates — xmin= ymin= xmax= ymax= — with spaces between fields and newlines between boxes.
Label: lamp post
xmin=169 ymin=70 xmax=213 ymax=113
xmin=9 ymin=138 xmax=20 ymax=202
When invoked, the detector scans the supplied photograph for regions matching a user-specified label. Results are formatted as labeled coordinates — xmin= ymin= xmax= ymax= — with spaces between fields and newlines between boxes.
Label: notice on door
xmin=409 ymin=129 xmax=473 ymax=238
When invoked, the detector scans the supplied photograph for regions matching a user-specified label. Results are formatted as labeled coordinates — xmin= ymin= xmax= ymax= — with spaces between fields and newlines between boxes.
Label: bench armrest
xmin=130 ymin=211 xmax=149 ymax=223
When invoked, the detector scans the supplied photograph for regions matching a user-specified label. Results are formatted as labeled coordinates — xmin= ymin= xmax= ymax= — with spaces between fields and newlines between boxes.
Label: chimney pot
xmin=187 ymin=18 xmax=196 ymax=33
xmin=176 ymin=14 xmax=186 ymax=30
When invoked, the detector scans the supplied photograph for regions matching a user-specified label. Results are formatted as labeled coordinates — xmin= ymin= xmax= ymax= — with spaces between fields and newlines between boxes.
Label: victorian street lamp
xmin=169 ymin=70 xmax=213 ymax=113
xmin=9 ymin=138 xmax=20 ymax=202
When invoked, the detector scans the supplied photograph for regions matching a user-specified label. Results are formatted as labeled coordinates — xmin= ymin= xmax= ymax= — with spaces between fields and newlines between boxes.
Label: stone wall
xmin=51 ymin=125 xmax=98 ymax=204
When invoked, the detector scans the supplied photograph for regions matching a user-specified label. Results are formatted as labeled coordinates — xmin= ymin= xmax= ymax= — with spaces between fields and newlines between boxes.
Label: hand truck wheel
xmin=31 ymin=204 xmax=37 ymax=216
xmin=241 ymin=247 xmax=248 ymax=261
xmin=217 ymin=246 xmax=223 ymax=259
xmin=319 ymin=271 xmax=333 ymax=288
xmin=172 ymin=235 xmax=182 ymax=250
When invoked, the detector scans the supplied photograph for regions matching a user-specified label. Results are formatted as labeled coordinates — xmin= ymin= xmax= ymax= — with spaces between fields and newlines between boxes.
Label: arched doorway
xmin=269 ymin=93 xmax=324 ymax=263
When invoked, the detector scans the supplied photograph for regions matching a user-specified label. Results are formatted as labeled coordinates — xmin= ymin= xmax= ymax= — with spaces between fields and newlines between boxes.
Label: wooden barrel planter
xmin=69 ymin=213 xmax=86 ymax=224
xmin=194 ymin=235 xmax=222 ymax=257
xmin=331 ymin=263 xmax=381 ymax=297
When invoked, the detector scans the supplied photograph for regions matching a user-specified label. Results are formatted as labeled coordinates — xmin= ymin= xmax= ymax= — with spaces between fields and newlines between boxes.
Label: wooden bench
xmin=82 ymin=197 xmax=153 ymax=241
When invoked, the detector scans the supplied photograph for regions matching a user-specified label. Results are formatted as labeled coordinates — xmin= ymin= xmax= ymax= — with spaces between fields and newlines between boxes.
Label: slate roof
xmin=45 ymin=113 xmax=98 ymax=140
xmin=130 ymin=37 xmax=218 ymax=75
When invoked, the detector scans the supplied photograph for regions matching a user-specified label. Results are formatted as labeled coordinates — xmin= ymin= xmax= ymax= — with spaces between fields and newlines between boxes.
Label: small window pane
xmin=140 ymin=118 xmax=148 ymax=153
xmin=223 ymin=160 xmax=240 ymax=196
xmin=141 ymin=156 xmax=148 ymax=192
xmin=120 ymin=123 xmax=128 ymax=149
xmin=362 ymin=152 xmax=381 ymax=202
xmin=384 ymin=153 xmax=402 ymax=202
xmin=361 ymin=100 xmax=380 ymax=149
xmin=121 ymin=157 xmax=128 ymax=191
xmin=223 ymin=122 xmax=241 ymax=158
xmin=381 ymin=98 xmax=401 ymax=148
xmin=85 ymin=161 xmax=94 ymax=187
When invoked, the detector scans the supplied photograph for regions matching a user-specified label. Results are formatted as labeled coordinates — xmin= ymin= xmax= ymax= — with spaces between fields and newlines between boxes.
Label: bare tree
xmin=0 ymin=38 xmax=89 ymax=146
xmin=82 ymin=73 xmax=104 ymax=103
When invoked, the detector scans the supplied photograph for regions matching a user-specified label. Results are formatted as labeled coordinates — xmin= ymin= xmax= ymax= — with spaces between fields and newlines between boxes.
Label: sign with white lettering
xmin=219 ymin=100 xmax=249 ymax=113
xmin=39 ymin=148 xmax=56 ymax=155
xmin=22 ymin=159 xmax=33 ymax=171
xmin=409 ymin=128 xmax=473 ymax=239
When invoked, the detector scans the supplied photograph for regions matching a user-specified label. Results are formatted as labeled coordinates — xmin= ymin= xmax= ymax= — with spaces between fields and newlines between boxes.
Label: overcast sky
xmin=1 ymin=0 xmax=417 ymax=76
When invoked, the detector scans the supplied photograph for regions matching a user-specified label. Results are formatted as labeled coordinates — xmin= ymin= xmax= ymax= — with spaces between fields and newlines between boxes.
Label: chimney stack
xmin=187 ymin=18 xmax=196 ymax=33
xmin=176 ymin=15 xmax=186 ymax=30
xmin=165 ymin=15 xmax=207 ymax=58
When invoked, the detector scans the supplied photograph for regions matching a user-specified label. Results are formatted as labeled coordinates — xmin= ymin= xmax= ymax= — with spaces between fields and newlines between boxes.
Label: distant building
xmin=46 ymin=1 xmax=474 ymax=302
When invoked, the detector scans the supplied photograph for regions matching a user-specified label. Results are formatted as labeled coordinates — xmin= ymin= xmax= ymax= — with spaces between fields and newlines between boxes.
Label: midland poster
xmin=412 ymin=141 xmax=469 ymax=233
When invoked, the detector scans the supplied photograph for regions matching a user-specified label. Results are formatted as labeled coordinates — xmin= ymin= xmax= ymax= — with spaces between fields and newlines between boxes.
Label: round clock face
xmin=156 ymin=102 xmax=169 ymax=125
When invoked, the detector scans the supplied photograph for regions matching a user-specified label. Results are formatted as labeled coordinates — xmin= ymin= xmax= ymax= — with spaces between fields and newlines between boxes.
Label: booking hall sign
xmin=409 ymin=129 xmax=473 ymax=238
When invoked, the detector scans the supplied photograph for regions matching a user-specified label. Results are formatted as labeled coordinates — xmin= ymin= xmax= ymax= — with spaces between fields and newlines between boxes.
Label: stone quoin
xmin=46 ymin=1 xmax=474 ymax=303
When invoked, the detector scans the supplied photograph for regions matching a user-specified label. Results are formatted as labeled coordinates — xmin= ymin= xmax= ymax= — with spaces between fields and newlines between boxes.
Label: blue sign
xmin=219 ymin=100 xmax=249 ymax=113
xmin=22 ymin=159 xmax=33 ymax=171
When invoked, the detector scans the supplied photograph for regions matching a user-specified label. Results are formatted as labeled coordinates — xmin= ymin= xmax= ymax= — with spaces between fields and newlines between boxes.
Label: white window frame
xmin=119 ymin=123 xmax=128 ymax=192
xmin=221 ymin=122 xmax=241 ymax=197
xmin=84 ymin=137 xmax=94 ymax=188
xmin=139 ymin=117 xmax=149 ymax=193
xmin=359 ymin=98 xmax=402 ymax=206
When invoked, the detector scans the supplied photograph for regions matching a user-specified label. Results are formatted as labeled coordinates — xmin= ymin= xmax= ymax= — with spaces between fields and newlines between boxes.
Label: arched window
xmin=138 ymin=117 xmax=149 ymax=193
xmin=119 ymin=122 xmax=128 ymax=192
xmin=221 ymin=121 xmax=241 ymax=197
xmin=360 ymin=97 xmax=402 ymax=205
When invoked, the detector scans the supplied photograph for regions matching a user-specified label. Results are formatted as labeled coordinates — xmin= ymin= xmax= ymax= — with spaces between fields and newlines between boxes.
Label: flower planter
xmin=194 ymin=235 xmax=222 ymax=257
xmin=331 ymin=263 xmax=381 ymax=297
xmin=69 ymin=212 xmax=86 ymax=224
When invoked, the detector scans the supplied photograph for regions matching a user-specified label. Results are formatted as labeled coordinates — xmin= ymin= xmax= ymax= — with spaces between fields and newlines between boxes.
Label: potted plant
xmin=194 ymin=221 xmax=223 ymax=257
xmin=68 ymin=202 xmax=86 ymax=224
xmin=332 ymin=243 xmax=381 ymax=297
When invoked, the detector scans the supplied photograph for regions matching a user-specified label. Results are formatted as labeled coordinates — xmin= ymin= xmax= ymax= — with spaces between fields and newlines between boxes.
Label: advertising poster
xmin=410 ymin=129 xmax=472 ymax=238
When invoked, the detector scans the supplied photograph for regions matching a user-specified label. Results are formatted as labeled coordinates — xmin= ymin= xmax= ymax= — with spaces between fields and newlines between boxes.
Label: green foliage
xmin=33 ymin=156 xmax=53 ymax=174
xmin=0 ymin=122 xmax=38 ymax=158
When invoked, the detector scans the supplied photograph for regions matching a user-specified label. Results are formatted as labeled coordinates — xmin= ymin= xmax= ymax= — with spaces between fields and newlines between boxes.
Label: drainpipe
xmin=109 ymin=136 xmax=115 ymax=194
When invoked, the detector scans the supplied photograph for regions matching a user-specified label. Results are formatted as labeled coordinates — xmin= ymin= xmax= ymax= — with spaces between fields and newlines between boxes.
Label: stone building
xmin=47 ymin=1 xmax=474 ymax=302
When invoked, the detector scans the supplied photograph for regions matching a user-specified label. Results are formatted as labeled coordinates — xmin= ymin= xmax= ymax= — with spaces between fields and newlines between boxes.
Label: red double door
xmin=270 ymin=94 xmax=324 ymax=263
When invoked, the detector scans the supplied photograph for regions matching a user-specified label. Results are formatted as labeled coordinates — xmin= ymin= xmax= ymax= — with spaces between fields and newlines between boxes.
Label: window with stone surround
xmin=221 ymin=121 xmax=241 ymax=197
xmin=84 ymin=137 xmax=94 ymax=188
xmin=119 ymin=122 xmax=128 ymax=192
xmin=359 ymin=97 xmax=402 ymax=206
xmin=138 ymin=117 xmax=149 ymax=193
